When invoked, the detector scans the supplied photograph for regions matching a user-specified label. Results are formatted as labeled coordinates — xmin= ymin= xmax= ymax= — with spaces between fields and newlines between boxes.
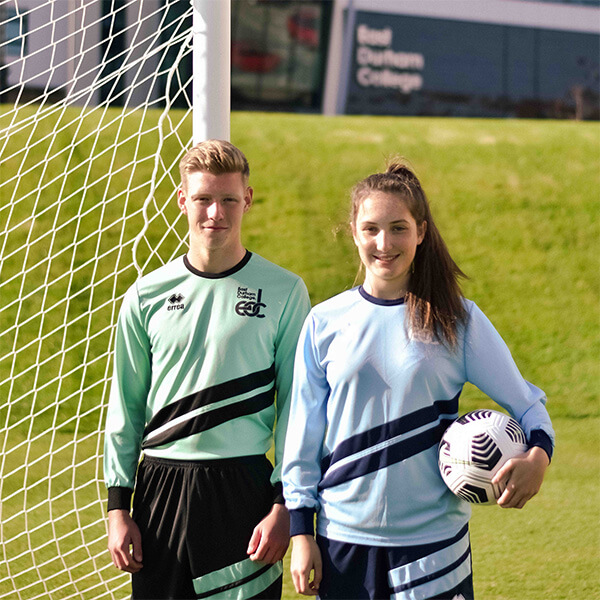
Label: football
xmin=438 ymin=409 xmax=528 ymax=505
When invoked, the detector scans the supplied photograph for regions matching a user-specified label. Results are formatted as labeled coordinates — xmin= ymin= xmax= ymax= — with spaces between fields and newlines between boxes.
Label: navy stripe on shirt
xmin=318 ymin=395 xmax=460 ymax=491
xmin=143 ymin=363 xmax=276 ymax=439
xmin=318 ymin=417 xmax=456 ymax=490
xmin=320 ymin=395 xmax=460 ymax=475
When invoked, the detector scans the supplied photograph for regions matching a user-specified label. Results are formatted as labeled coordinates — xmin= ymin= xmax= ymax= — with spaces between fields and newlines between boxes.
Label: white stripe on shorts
xmin=193 ymin=558 xmax=282 ymax=599
xmin=389 ymin=529 xmax=471 ymax=600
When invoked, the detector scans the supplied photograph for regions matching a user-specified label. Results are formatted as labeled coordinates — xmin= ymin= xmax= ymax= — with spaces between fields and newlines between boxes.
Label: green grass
xmin=1 ymin=107 xmax=599 ymax=598
xmin=234 ymin=113 xmax=599 ymax=421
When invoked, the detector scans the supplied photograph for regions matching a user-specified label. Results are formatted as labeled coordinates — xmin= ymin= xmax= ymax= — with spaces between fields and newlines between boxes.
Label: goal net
xmin=0 ymin=1 xmax=198 ymax=597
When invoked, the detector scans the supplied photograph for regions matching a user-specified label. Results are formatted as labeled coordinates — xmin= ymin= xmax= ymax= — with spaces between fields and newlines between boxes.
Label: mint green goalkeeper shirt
xmin=104 ymin=252 xmax=311 ymax=506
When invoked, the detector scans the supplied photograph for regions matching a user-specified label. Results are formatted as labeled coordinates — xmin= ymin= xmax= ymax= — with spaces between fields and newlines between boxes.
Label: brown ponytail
xmin=351 ymin=160 xmax=467 ymax=346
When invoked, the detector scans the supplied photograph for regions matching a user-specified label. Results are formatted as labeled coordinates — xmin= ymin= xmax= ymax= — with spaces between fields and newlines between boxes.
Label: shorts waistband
xmin=141 ymin=453 xmax=268 ymax=469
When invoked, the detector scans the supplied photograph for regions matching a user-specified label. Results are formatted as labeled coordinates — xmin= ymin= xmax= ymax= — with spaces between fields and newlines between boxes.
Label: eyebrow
xmin=360 ymin=219 xmax=410 ymax=225
xmin=191 ymin=192 xmax=240 ymax=199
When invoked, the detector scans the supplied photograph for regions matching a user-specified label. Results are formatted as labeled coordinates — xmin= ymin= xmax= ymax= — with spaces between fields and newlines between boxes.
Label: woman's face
xmin=352 ymin=191 xmax=426 ymax=299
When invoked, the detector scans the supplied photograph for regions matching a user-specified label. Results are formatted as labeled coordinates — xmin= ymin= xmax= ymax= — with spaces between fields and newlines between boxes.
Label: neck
xmin=363 ymin=277 xmax=408 ymax=300
xmin=186 ymin=243 xmax=246 ymax=274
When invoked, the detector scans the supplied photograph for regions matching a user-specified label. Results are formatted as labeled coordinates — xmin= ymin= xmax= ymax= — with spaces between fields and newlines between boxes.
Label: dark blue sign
xmin=345 ymin=11 xmax=599 ymax=118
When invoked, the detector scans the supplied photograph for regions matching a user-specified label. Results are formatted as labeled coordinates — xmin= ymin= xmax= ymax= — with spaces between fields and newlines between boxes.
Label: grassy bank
xmin=1 ymin=108 xmax=598 ymax=598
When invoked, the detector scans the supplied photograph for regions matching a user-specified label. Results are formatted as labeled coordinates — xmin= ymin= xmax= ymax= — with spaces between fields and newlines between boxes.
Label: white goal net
xmin=0 ymin=1 xmax=197 ymax=597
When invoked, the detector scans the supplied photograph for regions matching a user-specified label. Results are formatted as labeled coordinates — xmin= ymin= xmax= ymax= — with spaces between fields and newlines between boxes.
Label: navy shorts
xmin=131 ymin=454 xmax=283 ymax=599
xmin=317 ymin=524 xmax=474 ymax=600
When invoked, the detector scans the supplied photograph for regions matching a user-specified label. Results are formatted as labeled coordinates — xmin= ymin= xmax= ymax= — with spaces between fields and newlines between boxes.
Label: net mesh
xmin=0 ymin=1 xmax=194 ymax=597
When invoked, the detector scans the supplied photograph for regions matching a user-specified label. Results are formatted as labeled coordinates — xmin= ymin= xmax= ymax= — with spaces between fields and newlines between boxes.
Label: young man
xmin=104 ymin=140 xmax=311 ymax=599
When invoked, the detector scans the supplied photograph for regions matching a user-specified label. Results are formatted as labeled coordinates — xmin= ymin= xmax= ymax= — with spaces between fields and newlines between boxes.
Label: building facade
xmin=324 ymin=0 xmax=599 ymax=119
xmin=1 ymin=0 xmax=598 ymax=119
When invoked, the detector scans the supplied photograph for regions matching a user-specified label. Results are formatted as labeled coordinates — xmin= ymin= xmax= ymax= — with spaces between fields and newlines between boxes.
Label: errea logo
xmin=167 ymin=293 xmax=185 ymax=312
xmin=235 ymin=287 xmax=266 ymax=318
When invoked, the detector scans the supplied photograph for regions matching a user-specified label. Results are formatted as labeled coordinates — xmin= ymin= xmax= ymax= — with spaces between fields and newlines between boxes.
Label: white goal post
xmin=0 ymin=0 xmax=229 ymax=597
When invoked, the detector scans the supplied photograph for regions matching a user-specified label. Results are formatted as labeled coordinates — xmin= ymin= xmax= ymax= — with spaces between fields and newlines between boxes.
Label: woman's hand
xmin=290 ymin=534 xmax=322 ymax=596
xmin=492 ymin=446 xmax=550 ymax=509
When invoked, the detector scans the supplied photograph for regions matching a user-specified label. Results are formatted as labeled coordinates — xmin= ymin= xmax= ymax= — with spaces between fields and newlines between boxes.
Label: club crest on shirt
xmin=235 ymin=287 xmax=266 ymax=318
xmin=166 ymin=293 xmax=185 ymax=312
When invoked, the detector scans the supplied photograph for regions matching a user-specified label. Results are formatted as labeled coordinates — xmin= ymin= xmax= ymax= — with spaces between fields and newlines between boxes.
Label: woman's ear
xmin=417 ymin=220 xmax=428 ymax=245
xmin=351 ymin=221 xmax=359 ymax=247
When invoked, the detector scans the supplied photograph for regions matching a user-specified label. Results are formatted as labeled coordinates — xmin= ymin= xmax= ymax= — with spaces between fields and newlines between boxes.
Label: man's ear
xmin=243 ymin=186 xmax=253 ymax=213
xmin=177 ymin=187 xmax=187 ymax=214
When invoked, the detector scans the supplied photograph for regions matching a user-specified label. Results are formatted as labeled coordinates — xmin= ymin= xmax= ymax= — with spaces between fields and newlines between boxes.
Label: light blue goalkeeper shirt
xmin=282 ymin=286 xmax=554 ymax=547
xmin=104 ymin=252 xmax=311 ymax=509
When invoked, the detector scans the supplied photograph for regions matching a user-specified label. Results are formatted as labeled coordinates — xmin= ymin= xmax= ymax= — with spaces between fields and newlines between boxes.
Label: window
xmin=4 ymin=8 xmax=29 ymax=56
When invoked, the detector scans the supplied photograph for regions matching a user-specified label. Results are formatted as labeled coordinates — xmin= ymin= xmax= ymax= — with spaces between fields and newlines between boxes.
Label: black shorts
xmin=131 ymin=454 xmax=283 ymax=600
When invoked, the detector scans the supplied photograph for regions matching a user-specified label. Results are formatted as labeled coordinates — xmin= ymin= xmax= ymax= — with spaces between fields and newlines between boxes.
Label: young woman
xmin=281 ymin=161 xmax=554 ymax=600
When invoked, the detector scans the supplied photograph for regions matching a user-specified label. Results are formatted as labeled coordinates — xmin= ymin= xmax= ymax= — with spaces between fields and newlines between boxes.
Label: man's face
xmin=177 ymin=171 xmax=252 ymax=253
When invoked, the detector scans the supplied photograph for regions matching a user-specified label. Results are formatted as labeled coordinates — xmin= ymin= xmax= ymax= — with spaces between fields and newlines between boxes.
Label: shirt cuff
xmin=289 ymin=507 xmax=316 ymax=537
xmin=528 ymin=429 xmax=553 ymax=463
xmin=272 ymin=481 xmax=284 ymax=505
xmin=107 ymin=486 xmax=133 ymax=511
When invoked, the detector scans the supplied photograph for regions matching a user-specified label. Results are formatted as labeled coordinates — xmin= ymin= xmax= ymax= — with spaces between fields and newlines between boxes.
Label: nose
xmin=207 ymin=200 xmax=223 ymax=221
xmin=376 ymin=230 xmax=392 ymax=252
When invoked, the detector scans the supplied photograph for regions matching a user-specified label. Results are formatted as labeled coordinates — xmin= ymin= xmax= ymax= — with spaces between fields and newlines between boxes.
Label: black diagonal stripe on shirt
xmin=142 ymin=388 xmax=275 ymax=449
xmin=320 ymin=394 xmax=460 ymax=474
xmin=143 ymin=363 xmax=276 ymax=439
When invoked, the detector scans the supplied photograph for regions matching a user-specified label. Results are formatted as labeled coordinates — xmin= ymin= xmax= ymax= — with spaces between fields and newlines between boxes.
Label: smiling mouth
xmin=374 ymin=254 xmax=400 ymax=263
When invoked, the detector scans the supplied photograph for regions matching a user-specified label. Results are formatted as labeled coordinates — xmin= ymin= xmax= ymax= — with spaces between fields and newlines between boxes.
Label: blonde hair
xmin=351 ymin=159 xmax=467 ymax=347
xmin=179 ymin=139 xmax=250 ymax=190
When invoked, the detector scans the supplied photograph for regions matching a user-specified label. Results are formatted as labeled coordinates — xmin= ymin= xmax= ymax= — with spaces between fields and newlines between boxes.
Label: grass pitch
xmin=1 ymin=108 xmax=598 ymax=599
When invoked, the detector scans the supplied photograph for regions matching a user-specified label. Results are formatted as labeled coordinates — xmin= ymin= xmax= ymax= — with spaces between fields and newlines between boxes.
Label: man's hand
xmin=492 ymin=446 xmax=550 ymax=509
xmin=247 ymin=503 xmax=290 ymax=564
xmin=108 ymin=509 xmax=143 ymax=573
xmin=290 ymin=534 xmax=322 ymax=596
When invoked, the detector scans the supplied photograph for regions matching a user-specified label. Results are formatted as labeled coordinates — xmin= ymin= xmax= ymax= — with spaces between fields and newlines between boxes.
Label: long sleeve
xmin=282 ymin=312 xmax=330 ymax=535
xmin=271 ymin=278 xmax=311 ymax=493
xmin=103 ymin=284 xmax=151 ymax=508
xmin=463 ymin=302 xmax=555 ymax=457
